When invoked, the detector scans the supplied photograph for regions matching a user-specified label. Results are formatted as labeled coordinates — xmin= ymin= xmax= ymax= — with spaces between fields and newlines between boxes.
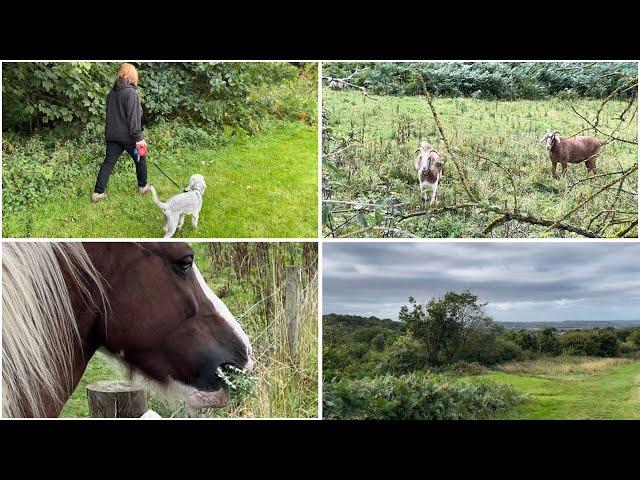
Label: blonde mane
xmin=2 ymin=243 xmax=107 ymax=418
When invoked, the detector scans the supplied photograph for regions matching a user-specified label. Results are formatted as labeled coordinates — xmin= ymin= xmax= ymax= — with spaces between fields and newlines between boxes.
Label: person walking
xmin=92 ymin=63 xmax=150 ymax=203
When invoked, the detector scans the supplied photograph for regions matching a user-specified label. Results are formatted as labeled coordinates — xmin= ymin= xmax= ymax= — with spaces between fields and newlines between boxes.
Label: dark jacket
xmin=104 ymin=78 xmax=144 ymax=142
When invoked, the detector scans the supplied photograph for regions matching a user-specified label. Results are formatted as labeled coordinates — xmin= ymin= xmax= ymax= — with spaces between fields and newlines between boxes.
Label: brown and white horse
xmin=2 ymin=242 xmax=254 ymax=418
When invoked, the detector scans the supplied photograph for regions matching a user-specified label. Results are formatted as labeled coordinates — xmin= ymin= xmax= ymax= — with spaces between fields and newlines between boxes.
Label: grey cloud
xmin=323 ymin=242 xmax=640 ymax=322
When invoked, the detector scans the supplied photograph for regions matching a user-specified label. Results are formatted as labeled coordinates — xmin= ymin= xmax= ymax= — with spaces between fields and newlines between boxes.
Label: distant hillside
xmin=323 ymin=313 xmax=403 ymax=332
xmin=499 ymin=320 xmax=640 ymax=331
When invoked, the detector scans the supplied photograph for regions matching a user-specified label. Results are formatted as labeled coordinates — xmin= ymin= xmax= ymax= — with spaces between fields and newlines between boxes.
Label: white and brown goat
xmin=414 ymin=141 xmax=444 ymax=207
xmin=541 ymin=131 xmax=604 ymax=179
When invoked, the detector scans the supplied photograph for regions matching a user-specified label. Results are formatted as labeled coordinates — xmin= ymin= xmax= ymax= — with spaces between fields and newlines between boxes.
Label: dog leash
xmin=151 ymin=161 xmax=183 ymax=190
xmin=134 ymin=146 xmax=185 ymax=191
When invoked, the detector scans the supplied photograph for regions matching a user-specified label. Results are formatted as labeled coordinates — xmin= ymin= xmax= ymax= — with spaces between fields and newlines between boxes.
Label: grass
xmin=59 ymin=243 xmax=318 ymax=418
xmin=3 ymin=121 xmax=318 ymax=238
xmin=322 ymin=89 xmax=638 ymax=238
xmin=59 ymin=352 xmax=116 ymax=418
xmin=466 ymin=356 xmax=640 ymax=419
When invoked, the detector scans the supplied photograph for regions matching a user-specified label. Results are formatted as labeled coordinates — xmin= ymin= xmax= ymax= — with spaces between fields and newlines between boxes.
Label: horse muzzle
xmin=244 ymin=355 xmax=256 ymax=373
xmin=187 ymin=388 xmax=228 ymax=409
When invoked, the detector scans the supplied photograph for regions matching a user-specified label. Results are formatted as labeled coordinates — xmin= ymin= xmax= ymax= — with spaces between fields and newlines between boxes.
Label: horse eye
xmin=175 ymin=256 xmax=193 ymax=272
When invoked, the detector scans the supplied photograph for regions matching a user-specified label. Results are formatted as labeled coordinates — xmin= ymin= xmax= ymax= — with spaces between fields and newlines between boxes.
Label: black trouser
xmin=94 ymin=140 xmax=147 ymax=194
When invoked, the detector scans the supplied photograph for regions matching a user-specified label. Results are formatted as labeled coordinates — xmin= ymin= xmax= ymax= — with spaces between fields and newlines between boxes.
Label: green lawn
xmin=4 ymin=122 xmax=317 ymax=238
xmin=469 ymin=357 xmax=640 ymax=419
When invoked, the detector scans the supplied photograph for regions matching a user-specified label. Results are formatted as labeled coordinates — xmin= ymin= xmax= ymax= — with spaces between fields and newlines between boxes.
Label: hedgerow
xmin=323 ymin=62 xmax=636 ymax=99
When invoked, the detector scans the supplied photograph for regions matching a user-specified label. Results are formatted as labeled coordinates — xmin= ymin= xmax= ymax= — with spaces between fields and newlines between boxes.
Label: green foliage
xmin=628 ymin=329 xmax=640 ymax=348
xmin=323 ymin=373 xmax=522 ymax=420
xmin=457 ymin=331 xmax=523 ymax=365
xmin=323 ymin=314 xmax=401 ymax=379
xmin=400 ymin=291 xmax=496 ymax=365
xmin=3 ymin=62 xmax=316 ymax=134
xmin=504 ymin=327 xmax=560 ymax=355
xmin=558 ymin=329 xmax=621 ymax=357
xmin=537 ymin=327 xmax=562 ymax=355
xmin=381 ymin=333 xmax=428 ymax=375
xmin=323 ymin=62 xmax=637 ymax=99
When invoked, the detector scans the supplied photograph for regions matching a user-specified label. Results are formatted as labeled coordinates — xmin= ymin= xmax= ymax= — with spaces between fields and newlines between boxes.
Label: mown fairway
xmin=322 ymin=90 xmax=637 ymax=238
xmin=4 ymin=122 xmax=317 ymax=238
xmin=469 ymin=357 xmax=640 ymax=419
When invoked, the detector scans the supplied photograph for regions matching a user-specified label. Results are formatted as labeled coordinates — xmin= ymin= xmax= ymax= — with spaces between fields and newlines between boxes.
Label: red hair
xmin=118 ymin=63 xmax=139 ymax=85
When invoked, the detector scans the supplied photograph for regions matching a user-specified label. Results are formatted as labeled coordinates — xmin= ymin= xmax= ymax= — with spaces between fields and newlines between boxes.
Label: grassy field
xmin=467 ymin=356 xmax=640 ymax=419
xmin=4 ymin=122 xmax=317 ymax=238
xmin=322 ymin=90 xmax=638 ymax=238
xmin=60 ymin=243 xmax=318 ymax=418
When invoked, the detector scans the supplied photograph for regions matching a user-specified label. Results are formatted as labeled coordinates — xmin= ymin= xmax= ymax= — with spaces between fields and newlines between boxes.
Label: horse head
xmin=83 ymin=242 xmax=254 ymax=409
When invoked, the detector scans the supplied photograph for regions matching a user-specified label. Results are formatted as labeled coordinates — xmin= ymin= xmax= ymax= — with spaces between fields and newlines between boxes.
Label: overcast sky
xmin=323 ymin=242 xmax=640 ymax=322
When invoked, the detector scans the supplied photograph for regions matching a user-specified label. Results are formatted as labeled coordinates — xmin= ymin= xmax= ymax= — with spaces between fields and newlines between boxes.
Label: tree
xmin=628 ymin=329 xmax=640 ymax=348
xmin=537 ymin=328 xmax=561 ymax=355
xmin=399 ymin=291 xmax=494 ymax=365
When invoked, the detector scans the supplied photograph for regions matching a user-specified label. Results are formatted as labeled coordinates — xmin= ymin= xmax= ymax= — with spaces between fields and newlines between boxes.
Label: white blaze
xmin=192 ymin=263 xmax=253 ymax=362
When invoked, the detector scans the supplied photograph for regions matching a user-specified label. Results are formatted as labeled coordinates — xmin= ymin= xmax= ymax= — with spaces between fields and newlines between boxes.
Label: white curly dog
xmin=149 ymin=174 xmax=206 ymax=238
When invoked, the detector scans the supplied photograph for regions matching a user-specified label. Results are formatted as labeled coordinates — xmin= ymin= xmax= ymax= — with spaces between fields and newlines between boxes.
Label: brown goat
xmin=414 ymin=141 xmax=444 ymax=206
xmin=541 ymin=130 xmax=604 ymax=179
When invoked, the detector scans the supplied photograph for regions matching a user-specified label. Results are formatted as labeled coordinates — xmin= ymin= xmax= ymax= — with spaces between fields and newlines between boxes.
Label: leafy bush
xmin=458 ymin=333 xmax=523 ymax=365
xmin=628 ymin=329 xmax=640 ymax=348
xmin=559 ymin=329 xmax=620 ymax=357
xmin=379 ymin=333 xmax=428 ymax=375
xmin=323 ymin=62 xmax=637 ymax=99
xmin=323 ymin=373 xmax=522 ymax=420
xmin=3 ymin=62 xmax=314 ymax=134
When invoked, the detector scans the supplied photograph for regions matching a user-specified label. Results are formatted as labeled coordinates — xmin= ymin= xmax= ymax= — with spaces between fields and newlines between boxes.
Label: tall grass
xmin=496 ymin=356 xmax=634 ymax=376
xmin=323 ymin=90 xmax=638 ymax=238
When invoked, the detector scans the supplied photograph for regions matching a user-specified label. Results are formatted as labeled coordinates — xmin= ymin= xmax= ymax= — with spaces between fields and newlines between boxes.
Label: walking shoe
xmin=91 ymin=192 xmax=107 ymax=203
xmin=138 ymin=184 xmax=151 ymax=194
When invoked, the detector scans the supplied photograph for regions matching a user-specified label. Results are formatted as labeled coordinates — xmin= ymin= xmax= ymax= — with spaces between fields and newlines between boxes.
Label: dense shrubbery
xmin=323 ymin=62 xmax=636 ymax=99
xmin=323 ymin=373 xmax=522 ymax=420
xmin=3 ymin=62 xmax=316 ymax=134
xmin=504 ymin=328 xmax=561 ymax=355
xmin=558 ymin=329 xmax=621 ymax=357
xmin=324 ymin=292 xmax=640 ymax=381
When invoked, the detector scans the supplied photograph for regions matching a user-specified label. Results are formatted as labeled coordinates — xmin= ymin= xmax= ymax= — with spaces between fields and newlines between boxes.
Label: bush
xmin=559 ymin=329 xmax=620 ymax=357
xmin=323 ymin=62 xmax=636 ymax=99
xmin=3 ymin=62 xmax=313 ymax=134
xmin=323 ymin=373 xmax=522 ymax=420
xmin=379 ymin=333 xmax=428 ymax=375
xmin=458 ymin=333 xmax=523 ymax=365
xmin=628 ymin=329 xmax=640 ymax=348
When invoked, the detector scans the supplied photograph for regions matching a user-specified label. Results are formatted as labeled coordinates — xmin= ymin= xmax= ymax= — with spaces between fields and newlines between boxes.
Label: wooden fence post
xmin=285 ymin=265 xmax=301 ymax=359
xmin=87 ymin=380 xmax=148 ymax=418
